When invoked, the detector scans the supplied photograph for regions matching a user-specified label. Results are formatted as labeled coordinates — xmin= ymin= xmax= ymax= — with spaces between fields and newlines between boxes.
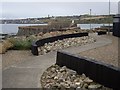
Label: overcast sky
xmin=0 ymin=2 xmax=119 ymax=19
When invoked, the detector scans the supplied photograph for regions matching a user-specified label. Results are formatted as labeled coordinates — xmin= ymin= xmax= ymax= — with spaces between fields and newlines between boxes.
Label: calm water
xmin=0 ymin=24 xmax=113 ymax=34
xmin=0 ymin=24 xmax=47 ymax=34
xmin=77 ymin=24 xmax=113 ymax=29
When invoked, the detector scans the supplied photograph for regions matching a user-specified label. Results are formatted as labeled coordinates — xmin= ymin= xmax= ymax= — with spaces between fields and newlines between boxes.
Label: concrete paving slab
xmin=11 ymin=52 xmax=56 ymax=68
xmin=3 ymin=67 xmax=42 ymax=88
xmin=2 ymin=52 xmax=56 ymax=88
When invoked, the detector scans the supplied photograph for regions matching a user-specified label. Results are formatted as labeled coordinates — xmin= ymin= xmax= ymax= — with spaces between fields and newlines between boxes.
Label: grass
xmin=8 ymin=36 xmax=36 ymax=50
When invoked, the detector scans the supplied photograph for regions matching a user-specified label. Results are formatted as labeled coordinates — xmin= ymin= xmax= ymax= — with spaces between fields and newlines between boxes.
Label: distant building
xmin=72 ymin=20 xmax=75 ymax=24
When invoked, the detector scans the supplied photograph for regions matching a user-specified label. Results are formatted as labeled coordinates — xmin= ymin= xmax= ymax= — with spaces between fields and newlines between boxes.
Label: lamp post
xmin=108 ymin=0 xmax=110 ymax=35
xmin=90 ymin=9 xmax=92 ymax=30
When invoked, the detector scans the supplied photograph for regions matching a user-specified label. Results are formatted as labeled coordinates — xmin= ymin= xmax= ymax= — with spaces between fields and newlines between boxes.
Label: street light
xmin=108 ymin=0 xmax=110 ymax=35
xmin=90 ymin=9 xmax=92 ymax=30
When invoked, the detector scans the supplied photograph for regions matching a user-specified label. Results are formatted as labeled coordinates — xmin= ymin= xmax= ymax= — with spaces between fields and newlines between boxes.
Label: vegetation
xmin=8 ymin=36 xmax=36 ymax=50
xmin=75 ymin=15 xmax=113 ymax=24
xmin=0 ymin=40 xmax=13 ymax=54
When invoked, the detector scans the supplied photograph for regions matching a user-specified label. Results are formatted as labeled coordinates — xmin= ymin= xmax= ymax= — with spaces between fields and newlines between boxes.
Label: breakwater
xmin=17 ymin=21 xmax=73 ymax=36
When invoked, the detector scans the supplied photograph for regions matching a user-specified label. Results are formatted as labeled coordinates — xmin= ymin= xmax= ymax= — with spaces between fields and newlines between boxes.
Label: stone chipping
xmin=38 ymin=36 xmax=96 ymax=55
xmin=41 ymin=64 xmax=112 ymax=89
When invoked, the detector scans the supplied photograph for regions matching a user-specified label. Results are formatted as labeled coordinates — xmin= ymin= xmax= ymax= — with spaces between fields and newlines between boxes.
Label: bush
xmin=8 ymin=37 xmax=36 ymax=50
xmin=0 ymin=40 xmax=13 ymax=54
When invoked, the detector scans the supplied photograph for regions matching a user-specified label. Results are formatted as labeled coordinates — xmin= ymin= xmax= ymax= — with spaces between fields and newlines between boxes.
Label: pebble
xmin=54 ymin=76 xmax=59 ymax=80
xmin=88 ymin=84 xmax=102 ymax=89
xmin=39 ymin=36 xmax=96 ymax=55
xmin=41 ymin=64 xmax=112 ymax=89
xmin=75 ymin=82 xmax=81 ymax=86
xmin=83 ymin=77 xmax=93 ymax=83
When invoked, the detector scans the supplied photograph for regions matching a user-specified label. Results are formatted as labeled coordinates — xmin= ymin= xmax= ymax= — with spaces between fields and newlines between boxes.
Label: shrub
xmin=8 ymin=37 xmax=36 ymax=50
xmin=0 ymin=40 xmax=13 ymax=54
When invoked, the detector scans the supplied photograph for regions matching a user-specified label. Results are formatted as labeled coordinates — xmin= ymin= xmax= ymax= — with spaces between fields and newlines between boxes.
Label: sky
xmin=0 ymin=1 xmax=119 ymax=19
xmin=119 ymin=1 xmax=120 ymax=13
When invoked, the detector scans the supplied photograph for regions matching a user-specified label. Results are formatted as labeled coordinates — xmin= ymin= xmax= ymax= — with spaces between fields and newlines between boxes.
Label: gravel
xmin=79 ymin=34 xmax=118 ymax=67
xmin=41 ymin=64 xmax=112 ymax=89
xmin=38 ymin=36 xmax=96 ymax=55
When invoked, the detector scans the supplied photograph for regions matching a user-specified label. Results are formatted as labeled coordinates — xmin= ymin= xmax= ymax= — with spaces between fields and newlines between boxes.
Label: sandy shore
xmin=79 ymin=34 xmax=119 ymax=67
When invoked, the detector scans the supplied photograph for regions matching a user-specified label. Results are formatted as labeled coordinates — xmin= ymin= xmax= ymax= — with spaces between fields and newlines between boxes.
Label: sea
xmin=77 ymin=24 xmax=113 ymax=30
xmin=0 ymin=24 xmax=48 ymax=35
xmin=0 ymin=24 xmax=113 ymax=35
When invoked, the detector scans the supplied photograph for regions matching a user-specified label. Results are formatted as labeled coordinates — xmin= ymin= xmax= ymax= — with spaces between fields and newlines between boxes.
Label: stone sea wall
xmin=17 ymin=21 xmax=73 ymax=36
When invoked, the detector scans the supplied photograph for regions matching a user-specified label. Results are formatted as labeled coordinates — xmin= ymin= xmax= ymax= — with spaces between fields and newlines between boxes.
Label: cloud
xmin=1 ymin=2 xmax=118 ymax=19
xmin=1 ymin=0 xmax=120 ymax=2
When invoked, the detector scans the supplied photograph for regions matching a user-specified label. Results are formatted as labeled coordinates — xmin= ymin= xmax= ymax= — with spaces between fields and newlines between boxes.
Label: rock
xmin=59 ymin=68 xmax=65 ymax=72
xmin=59 ymin=77 xmax=65 ymax=82
xmin=81 ymin=73 xmax=86 ymax=80
xmin=82 ymin=83 xmax=88 ymax=88
xmin=54 ymin=76 xmax=59 ymax=80
xmin=59 ymin=82 xmax=65 ymax=87
xmin=46 ymin=75 xmax=51 ymax=79
xmin=75 ymin=82 xmax=81 ymax=86
xmin=76 ymin=86 xmax=81 ymax=90
xmin=59 ymin=66 xmax=67 ymax=72
xmin=51 ymin=74 xmax=56 ymax=78
xmin=74 ymin=78 xmax=80 ymax=82
xmin=46 ymin=79 xmax=51 ymax=83
xmin=68 ymin=69 xmax=77 ymax=75
xmin=83 ymin=77 xmax=93 ymax=83
xmin=88 ymin=84 xmax=102 ymax=89
xmin=70 ymin=83 xmax=77 ymax=88
xmin=44 ymin=84 xmax=51 ymax=88
xmin=39 ymin=36 xmax=96 ymax=55
xmin=38 ymin=47 xmax=41 ymax=52
xmin=51 ymin=67 xmax=56 ymax=72
xmin=71 ymin=75 xmax=76 ymax=81
xmin=41 ymin=64 xmax=111 ymax=89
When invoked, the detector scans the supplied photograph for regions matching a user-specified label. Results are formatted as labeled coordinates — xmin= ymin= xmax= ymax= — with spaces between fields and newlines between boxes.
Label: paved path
xmin=2 ymin=52 xmax=57 ymax=88
xmin=2 ymin=34 xmax=112 ymax=88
